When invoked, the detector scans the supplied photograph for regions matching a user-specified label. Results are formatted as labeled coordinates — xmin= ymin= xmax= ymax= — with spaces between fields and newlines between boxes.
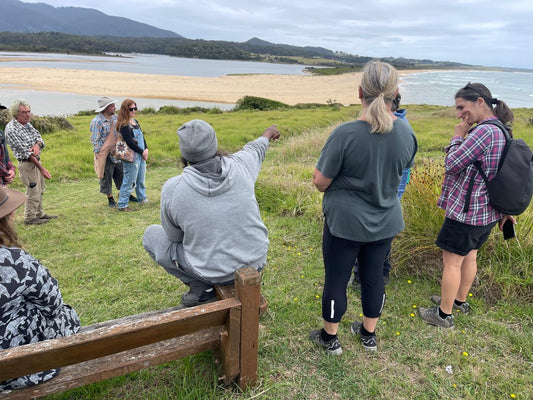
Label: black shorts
xmin=436 ymin=218 xmax=497 ymax=256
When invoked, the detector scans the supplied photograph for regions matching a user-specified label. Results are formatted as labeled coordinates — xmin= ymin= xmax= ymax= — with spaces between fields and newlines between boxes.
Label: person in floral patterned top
xmin=0 ymin=187 xmax=80 ymax=392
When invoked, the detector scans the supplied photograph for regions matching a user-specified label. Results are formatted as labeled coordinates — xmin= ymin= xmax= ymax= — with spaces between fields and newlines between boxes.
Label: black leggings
xmin=321 ymin=221 xmax=393 ymax=323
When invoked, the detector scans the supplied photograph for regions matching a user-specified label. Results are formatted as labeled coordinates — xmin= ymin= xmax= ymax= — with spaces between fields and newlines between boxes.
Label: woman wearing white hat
xmin=0 ymin=187 xmax=80 ymax=392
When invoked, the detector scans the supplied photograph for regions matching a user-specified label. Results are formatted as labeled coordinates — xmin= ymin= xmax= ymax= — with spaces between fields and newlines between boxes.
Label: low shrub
xmin=156 ymin=105 xmax=222 ymax=115
xmin=233 ymin=96 xmax=289 ymax=111
xmin=29 ymin=116 xmax=74 ymax=134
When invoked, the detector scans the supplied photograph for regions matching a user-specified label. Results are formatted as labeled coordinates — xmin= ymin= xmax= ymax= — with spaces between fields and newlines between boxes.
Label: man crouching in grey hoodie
xmin=143 ymin=119 xmax=280 ymax=307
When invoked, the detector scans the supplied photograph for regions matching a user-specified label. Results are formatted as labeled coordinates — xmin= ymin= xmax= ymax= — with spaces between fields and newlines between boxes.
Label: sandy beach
xmin=0 ymin=66 xmax=427 ymax=106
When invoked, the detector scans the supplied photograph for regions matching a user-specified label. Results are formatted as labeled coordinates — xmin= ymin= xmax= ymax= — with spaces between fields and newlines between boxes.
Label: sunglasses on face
xmin=129 ymin=107 xmax=138 ymax=111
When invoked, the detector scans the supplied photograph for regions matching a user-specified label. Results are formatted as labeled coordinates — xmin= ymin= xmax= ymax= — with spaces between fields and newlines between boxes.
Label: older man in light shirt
xmin=5 ymin=100 xmax=57 ymax=225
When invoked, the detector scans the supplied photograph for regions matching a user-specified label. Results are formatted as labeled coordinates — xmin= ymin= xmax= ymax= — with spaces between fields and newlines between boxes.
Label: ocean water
xmin=1 ymin=52 xmax=532 ymax=115
xmin=399 ymin=70 xmax=533 ymax=109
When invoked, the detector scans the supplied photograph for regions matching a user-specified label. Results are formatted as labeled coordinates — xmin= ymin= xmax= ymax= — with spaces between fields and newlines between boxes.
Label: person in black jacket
xmin=115 ymin=99 xmax=149 ymax=211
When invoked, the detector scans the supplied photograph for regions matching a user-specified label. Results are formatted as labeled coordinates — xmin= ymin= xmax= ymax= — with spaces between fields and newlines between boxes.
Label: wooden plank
xmin=218 ymin=306 xmax=241 ymax=385
xmin=78 ymin=304 xmax=189 ymax=333
xmin=0 ymin=326 xmax=224 ymax=400
xmin=215 ymin=281 xmax=268 ymax=315
xmin=0 ymin=298 xmax=240 ymax=382
xmin=215 ymin=283 xmax=236 ymax=300
xmin=235 ymin=267 xmax=261 ymax=389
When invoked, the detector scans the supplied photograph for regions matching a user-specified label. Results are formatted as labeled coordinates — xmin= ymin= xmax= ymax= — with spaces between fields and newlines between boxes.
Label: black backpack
xmin=464 ymin=119 xmax=533 ymax=215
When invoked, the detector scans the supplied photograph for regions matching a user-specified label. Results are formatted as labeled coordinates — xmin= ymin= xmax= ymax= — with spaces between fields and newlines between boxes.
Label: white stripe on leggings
xmin=378 ymin=294 xmax=386 ymax=315
xmin=330 ymin=300 xmax=335 ymax=319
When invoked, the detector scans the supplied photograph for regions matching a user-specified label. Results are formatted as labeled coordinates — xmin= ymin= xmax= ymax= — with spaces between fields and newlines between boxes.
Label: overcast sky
xmin=23 ymin=0 xmax=533 ymax=69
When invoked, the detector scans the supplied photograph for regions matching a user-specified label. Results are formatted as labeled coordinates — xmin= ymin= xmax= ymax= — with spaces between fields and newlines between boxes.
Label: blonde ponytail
xmin=360 ymin=61 xmax=399 ymax=134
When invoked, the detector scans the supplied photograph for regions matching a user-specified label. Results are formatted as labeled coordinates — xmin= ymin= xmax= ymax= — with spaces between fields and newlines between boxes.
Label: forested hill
xmin=1 ymin=0 xmax=180 ymax=38
xmin=0 ymin=0 xmax=469 ymax=71
xmin=0 ymin=31 xmax=468 ymax=71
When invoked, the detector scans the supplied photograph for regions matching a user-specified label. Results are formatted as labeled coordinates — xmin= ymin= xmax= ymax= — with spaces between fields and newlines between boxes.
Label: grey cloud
xmin=21 ymin=0 xmax=533 ymax=68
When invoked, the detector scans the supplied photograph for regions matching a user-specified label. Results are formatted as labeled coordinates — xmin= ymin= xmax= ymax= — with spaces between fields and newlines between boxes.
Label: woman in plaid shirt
xmin=419 ymin=82 xmax=516 ymax=329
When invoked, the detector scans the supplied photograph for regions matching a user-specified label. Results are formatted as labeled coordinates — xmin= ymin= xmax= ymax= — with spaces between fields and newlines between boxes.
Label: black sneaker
xmin=24 ymin=217 xmax=49 ymax=225
xmin=309 ymin=329 xmax=342 ymax=355
xmin=129 ymin=195 xmax=138 ymax=202
xmin=108 ymin=197 xmax=117 ymax=207
xmin=181 ymin=288 xmax=217 ymax=307
xmin=350 ymin=322 xmax=377 ymax=351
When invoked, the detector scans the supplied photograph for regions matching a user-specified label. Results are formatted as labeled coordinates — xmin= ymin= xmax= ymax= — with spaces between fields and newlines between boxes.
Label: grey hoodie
xmin=160 ymin=136 xmax=270 ymax=283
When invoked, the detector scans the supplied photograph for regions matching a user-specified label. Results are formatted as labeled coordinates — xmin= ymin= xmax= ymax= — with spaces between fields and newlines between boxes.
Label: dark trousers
xmin=321 ymin=221 xmax=393 ymax=322
xmin=99 ymin=157 xmax=123 ymax=195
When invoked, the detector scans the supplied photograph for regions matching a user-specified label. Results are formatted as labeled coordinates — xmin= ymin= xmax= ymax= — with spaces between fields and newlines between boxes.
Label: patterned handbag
xmin=111 ymin=132 xmax=135 ymax=162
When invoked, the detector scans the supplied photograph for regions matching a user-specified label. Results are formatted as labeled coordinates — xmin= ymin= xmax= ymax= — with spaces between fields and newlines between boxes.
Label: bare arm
xmin=312 ymin=168 xmax=332 ymax=192
xmin=29 ymin=154 xmax=52 ymax=179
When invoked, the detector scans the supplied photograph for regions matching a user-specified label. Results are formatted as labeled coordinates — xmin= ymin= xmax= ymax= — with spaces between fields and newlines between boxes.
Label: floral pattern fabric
xmin=0 ymin=246 xmax=80 ymax=392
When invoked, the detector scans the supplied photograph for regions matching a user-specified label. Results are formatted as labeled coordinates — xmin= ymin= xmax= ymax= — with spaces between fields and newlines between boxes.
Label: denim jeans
xmin=118 ymin=154 xmax=147 ymax=208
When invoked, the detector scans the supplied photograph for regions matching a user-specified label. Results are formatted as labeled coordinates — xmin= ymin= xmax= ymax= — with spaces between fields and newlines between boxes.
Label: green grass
xmin=10 ymin=105 xmax=532 ymax=399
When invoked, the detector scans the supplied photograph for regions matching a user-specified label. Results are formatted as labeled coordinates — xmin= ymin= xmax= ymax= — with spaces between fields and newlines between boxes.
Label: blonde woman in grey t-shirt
xmin=310 ymin=61 xmax=418 ymax=354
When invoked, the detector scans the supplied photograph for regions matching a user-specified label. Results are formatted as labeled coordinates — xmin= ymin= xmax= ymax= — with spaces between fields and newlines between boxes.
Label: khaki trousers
xmin=19 ymin=161 xmax=45 ymax=222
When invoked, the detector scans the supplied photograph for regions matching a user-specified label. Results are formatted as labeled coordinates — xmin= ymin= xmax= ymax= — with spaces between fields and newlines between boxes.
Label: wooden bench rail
xmin=2 ymin=327 xmax=224 ymax=400
xmin=0 ymin=298 xmax=240 ymax=382
xmin=0 ymin=266 xmax=265 ymax=399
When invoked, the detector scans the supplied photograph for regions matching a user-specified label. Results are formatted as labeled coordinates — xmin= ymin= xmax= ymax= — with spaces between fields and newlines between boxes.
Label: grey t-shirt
xmin=316 ymin=119 xmax=417 ymax=241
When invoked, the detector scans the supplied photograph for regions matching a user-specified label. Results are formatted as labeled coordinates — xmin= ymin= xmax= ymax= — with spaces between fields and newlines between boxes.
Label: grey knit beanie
xmin=177 ymin=119 xmax=218 ymax=163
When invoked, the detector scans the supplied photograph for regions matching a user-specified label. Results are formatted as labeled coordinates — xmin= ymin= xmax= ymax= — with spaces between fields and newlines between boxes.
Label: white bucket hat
xmin=95 ymin=97 xmax=118 ymax=112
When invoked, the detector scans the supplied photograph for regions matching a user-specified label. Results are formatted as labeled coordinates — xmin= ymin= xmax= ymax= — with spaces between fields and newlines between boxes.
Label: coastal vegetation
xmin=0 ymin=31 xmax=468 ymax=73
xmin=10 ymin=104 xmax=532 ymax=399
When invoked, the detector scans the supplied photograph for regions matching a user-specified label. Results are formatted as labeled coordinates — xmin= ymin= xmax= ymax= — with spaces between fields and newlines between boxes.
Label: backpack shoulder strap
xmin=476 ymin=119 xmax=512 ymax=140
xmin=462 ymin=119 xmax=509 ymax=213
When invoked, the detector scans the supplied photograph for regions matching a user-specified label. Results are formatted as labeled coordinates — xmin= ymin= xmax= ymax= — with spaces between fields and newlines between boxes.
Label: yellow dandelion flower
xmin=412 ymin=305 xmax=417 ymax=308
xmin=294 ymin=297 xmax=298 ymax=301
xmin=462 ymin=330 xmax=466 ymax=334
xmin=359 ymin=313 xmax=363 ymax=317
xmin=410 ymin=313 xmax=415 ymax=317
xmin=453 ymin=384 xmax=457 ymax=388
xmin=315 ymin=295 xmax=320 ymax=299
xmin=510 ymin=394 xmax=516 ymax=398
xmin=396 ymin=331 xmax=400 ymax=335
xmin=300 ymin=275 xmax=304 ymax=278
xmin=462 ymin=351 xmax=469 ymax=357
xmin=298 ymin=252 xmax=301 ymax=256
xmin=468 ymin=293 xmax=473 ymax=297
xmin=407 ymin=280 xmax=412 ymax=284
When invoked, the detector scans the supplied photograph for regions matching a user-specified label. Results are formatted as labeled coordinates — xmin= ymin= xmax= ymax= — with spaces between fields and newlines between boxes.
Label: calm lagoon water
xmin=1 ymin=52 xmax=532 ymax=115
xmin=0 ymin=52 xmax=311 ymax=116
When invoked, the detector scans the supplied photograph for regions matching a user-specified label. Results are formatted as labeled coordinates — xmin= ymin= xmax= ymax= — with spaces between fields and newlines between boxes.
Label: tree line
xmin=0 ymin=31 xmax=468 ymax=70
